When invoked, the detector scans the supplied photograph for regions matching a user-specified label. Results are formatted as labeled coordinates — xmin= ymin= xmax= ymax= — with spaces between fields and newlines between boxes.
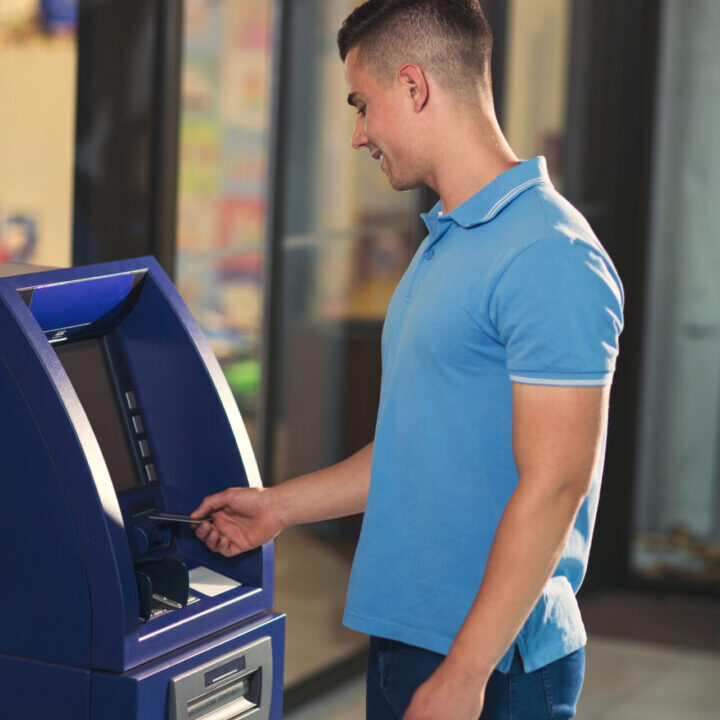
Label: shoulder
xmin=488 ymin=185 xmax=623 ymax=305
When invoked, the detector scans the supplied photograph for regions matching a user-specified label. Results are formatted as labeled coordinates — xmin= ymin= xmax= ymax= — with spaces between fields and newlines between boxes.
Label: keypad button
xmin=132 ymin=415 xmax=145 ymax=435
xmin=145 ymin=464 xmax=158 ymax=483
xmin=125 ymin=391 xmax=138 ymax=411
xmin=138 ymin=439 xmax=151 ymax=459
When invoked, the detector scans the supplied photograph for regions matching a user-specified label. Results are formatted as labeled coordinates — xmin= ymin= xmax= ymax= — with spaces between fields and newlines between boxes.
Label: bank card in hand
xmin=147 ymin=512 xmax=213 ymax=524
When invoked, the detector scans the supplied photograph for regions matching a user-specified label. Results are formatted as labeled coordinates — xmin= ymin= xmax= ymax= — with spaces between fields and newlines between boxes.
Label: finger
xmin=210 ymin=512 xmax=234 ymax=535
xmin=221 ymin=537 xmax=244 ymax=557
xmin=217 ymin=535 xmax=231 ymax=556
xmin=191 ymin=489 xmax=235 ymax=519
xmin=212 ymin=521 xmax=243 ymax=555
xmin=205 ymin=527 xmax=222 ymax=552
xmin=191 ymin=493 xmax=225 ymax=519
xmin=194 ymin=520 xmax=213 ymax=541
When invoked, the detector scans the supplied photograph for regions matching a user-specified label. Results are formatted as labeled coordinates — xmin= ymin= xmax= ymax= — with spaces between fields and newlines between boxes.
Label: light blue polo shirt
xmin=343 ymin=157 xmax=624 ymax=673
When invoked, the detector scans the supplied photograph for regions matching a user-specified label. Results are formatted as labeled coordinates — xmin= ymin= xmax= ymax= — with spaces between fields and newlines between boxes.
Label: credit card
xmin=147 ymin=512 xmax=213 ymax=524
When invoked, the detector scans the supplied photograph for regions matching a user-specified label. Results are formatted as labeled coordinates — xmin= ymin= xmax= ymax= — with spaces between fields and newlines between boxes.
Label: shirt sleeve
xmin=489 ymin=236 xmax=624 ymax=386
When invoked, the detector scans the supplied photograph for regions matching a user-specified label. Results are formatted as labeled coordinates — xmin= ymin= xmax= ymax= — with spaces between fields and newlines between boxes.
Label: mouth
xmin=371 ymin=150 xmax=383 ymax=161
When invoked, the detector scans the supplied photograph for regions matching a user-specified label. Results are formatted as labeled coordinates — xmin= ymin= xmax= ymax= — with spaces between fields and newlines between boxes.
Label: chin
xmin=389 ymin=178 xmax=422 ymax=192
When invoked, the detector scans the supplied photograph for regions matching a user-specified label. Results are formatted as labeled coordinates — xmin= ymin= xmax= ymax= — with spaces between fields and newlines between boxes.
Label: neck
xmin=426 ymin=104 xmax=520 ymax=214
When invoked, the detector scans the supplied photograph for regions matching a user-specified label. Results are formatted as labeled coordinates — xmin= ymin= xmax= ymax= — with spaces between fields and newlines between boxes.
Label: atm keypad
xmin=123 ymin=386 xmax=156 ymax=483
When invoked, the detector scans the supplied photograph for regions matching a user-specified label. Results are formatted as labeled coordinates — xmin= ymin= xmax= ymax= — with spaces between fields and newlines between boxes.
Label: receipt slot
xmin=0 ymin=259 xmax=285 ymax=719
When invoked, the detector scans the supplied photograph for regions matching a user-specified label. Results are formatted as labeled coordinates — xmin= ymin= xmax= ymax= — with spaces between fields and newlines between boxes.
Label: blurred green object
xmin=223 ymin=359 xmax=260 ymax=399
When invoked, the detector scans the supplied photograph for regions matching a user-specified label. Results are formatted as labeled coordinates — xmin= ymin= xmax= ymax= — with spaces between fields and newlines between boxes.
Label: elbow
xmin=521 ymin=471 xmax=592 ymax=510
xmin=517 ymin=463 xmax=596 ymax=516
xmin=556 ymin=474 xmax=592 ymax=508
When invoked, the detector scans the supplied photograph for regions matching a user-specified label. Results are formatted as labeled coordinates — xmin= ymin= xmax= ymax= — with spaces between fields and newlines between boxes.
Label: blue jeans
xmin=366 ymin=637 xmax=585 ymax=720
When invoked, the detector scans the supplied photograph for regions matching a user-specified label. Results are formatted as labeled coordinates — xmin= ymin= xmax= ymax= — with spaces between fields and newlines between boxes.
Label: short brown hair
xmin=338 ymin=0 xmax=493 ymax=98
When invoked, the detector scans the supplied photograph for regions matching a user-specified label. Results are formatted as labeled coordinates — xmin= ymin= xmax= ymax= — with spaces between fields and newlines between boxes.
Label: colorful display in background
xmin=176 ymin=0 xmax=274 ymax=419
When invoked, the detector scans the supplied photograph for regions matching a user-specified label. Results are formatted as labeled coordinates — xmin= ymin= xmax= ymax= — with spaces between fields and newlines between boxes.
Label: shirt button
xmin=424 ymin=250 xmax=434 ymax=260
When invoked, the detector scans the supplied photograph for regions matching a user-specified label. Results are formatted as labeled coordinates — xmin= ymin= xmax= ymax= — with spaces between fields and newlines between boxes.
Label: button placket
xmin=406 ymin=223 xmax=449 ymax=301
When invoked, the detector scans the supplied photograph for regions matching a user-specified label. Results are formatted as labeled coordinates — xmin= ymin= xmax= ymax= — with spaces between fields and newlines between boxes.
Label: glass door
xmin=632 ymin=0 xmax=720 ymax=590
xmin=175 ymin=0 xmax=276 ymax=446
xmin=271 ymin=0 xmax=424 ymax=687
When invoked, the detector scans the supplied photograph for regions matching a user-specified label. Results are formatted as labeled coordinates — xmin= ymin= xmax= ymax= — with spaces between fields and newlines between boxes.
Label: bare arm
xmin=271 ymin=441 xmax=374 ymax=527
xmin=403 ymin=384 xmax=609 ymax=720
xmin=192 ymin=442 xmax=373 ymax=556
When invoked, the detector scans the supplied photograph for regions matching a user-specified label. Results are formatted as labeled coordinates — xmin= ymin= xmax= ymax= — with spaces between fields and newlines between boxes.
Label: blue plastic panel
xmin=0 ymin=271 xmax=137 ymax=672
xmin=27 ymin=270 xmax=140 ymax=341
xmin=0 ymin=352 xmax=92 ymax=667
xmin=0 ymin=652 xmax=90 ymax=720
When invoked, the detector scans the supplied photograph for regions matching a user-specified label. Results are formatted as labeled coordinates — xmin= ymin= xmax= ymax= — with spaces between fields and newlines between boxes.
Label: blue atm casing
xmin=0 ymin=257 xmax=284 ymax=719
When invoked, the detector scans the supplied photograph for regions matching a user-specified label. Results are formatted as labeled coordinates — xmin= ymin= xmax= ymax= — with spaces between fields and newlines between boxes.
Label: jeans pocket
xmin=371 ymin=638 xmax=446 ymax=719
xmin=539 ymin=649 xmax=585 ymax=720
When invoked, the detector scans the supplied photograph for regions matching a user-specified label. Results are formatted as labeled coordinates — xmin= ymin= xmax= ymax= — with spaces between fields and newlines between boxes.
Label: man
xmin=192 ymin=1 xmax=624 ymax=718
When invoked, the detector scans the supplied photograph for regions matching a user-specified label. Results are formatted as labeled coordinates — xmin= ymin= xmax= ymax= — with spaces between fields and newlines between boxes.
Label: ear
xmin=397 ymin=63 xmax=429 ymax=112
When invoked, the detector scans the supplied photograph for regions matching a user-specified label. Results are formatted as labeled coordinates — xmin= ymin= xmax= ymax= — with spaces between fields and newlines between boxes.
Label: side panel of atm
xmin=0 ymin=653 xmax=90 ymax=720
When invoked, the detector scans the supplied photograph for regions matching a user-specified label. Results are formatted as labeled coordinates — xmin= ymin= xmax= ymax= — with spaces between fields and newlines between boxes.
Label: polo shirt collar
xmin=421 ymin=156 xmax=550 ymax=235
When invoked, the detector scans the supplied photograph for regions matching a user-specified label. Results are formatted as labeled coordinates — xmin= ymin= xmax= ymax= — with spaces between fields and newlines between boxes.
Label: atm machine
xmin=0 ymin=258 xmax=284 ymax=719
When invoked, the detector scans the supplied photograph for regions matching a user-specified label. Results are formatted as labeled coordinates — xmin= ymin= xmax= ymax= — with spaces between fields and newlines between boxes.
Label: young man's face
xmin=344 ymin=47 xmax=424 ymax=191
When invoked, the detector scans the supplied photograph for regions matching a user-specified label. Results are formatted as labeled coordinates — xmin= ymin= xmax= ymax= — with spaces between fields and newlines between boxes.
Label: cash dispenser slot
xmin=187 ymin=673 xmax=257 ymax=720
xmin=169 ymin=637 xmax=272 ymax=720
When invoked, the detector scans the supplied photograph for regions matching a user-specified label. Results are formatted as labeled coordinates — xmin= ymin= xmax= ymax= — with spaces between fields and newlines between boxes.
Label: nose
xmin=351 ymin=114 xmax=367 ymax=150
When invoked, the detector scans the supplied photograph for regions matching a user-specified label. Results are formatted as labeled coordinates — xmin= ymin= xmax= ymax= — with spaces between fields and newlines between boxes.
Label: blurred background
xmin=1 ymin=0 xmax=719 ymax=717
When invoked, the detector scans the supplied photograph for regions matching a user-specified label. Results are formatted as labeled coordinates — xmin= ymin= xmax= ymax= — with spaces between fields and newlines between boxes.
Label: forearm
xmin=268 ymin=442 xmax=373 ymax=529
xmin=447 ymin=476 xmax=586 ymax=680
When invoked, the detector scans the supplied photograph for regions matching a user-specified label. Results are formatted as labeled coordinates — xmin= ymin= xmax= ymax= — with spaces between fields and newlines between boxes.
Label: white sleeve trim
xmin=509 ymin=374 xmax=613 ymax=387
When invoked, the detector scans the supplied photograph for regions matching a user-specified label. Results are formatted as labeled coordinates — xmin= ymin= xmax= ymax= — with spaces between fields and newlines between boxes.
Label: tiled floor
xmin=285 ymin=636 xmax=720 ymax=720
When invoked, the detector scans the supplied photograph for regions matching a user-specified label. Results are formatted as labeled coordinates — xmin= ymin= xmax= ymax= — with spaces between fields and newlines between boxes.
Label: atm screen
xmin=56 ymin=337 xmax=142 ymax=493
